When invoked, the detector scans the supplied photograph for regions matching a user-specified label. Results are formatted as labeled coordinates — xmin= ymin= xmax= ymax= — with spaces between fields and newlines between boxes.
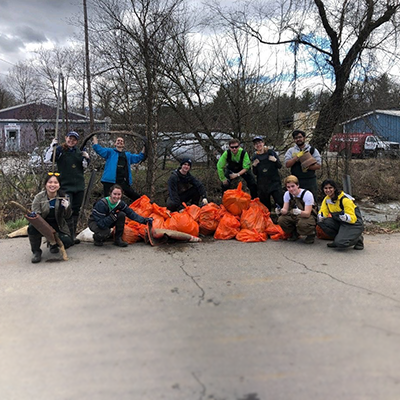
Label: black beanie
xmin=180 ymin=158 xmax=192 ymax=167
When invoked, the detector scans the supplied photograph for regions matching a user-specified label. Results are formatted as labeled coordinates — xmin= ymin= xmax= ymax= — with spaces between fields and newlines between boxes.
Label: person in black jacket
xmin=166 ymin=159 xmax=208 ymax=212
xmin=251 ymin=136 xmax=283 ymax=212
xmin=88 ymin=184 xmax=152 ymax=247
xmin=45 ymin=131 xmax=90 ymax=244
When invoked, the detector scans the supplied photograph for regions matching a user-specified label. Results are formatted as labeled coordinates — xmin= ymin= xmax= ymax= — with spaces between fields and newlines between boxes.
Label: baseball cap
xmin=67 ymin=131 xmax=79 ymax=140
xmin=252 ymin=136 xmax=264 ymax=142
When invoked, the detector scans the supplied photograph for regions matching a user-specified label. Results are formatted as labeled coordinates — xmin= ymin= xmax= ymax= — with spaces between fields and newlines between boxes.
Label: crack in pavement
xmin=178 ymin=261 xmax=205 ymax=306
xmin=283 ymin=254 xmax=400 ymax=304
xmin=192 ymin=372 xmax=206 ymax=400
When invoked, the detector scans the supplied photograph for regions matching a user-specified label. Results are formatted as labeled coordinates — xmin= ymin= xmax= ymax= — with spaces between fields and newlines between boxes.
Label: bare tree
xmin=6 ymin=62 xmax=43 ymax=103
xmin=90 ymin=0 xmax=188 ymax=195
xmin=215 ymin=0 xmax=400 ymax=150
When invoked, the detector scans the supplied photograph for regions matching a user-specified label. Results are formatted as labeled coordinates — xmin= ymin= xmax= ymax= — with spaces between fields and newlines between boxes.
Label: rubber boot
xmin=66 ymin=217 xmax=76 ymax=246
xmin=29 ymin=234 xmax=42 ymax=263
xmin=114 ymin=213 xmax=128 ymax=247
xmin=354 ymin=235 xmax=364 ymax=250
xmin=72 ymin=215 xmax=81 ymax=244
xmin=93 ymin=233 xmax=104 ymax=247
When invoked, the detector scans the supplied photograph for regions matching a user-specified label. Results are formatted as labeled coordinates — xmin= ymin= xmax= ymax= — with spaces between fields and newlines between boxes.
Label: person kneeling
xmin=88 ymin=184 xmax=151 ymax=247
xmin=278 ymin=175 xmax=317 ymax=244
xmin=317 ymin=179 xmax=364 ymax=250
xmin=166 ymin=158 xmax=208 ymax=212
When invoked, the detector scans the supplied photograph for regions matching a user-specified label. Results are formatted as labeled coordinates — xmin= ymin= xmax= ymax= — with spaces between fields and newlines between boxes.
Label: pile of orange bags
xmin=123 ymin=183 xmax=286 ymax=244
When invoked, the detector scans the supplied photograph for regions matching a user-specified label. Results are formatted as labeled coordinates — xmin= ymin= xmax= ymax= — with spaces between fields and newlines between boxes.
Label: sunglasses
xmin=48 ymin=172 xmax=60 ymax=176
xmin=230 ymin=145 xmax=239 ymax=149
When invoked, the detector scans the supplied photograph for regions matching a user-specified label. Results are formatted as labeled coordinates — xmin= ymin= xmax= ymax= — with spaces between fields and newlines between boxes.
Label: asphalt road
xmin=1 ymin=234 xmax=399 ymax=400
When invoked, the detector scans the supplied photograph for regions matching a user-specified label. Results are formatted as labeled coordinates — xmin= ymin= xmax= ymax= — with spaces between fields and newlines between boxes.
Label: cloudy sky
xmin=0 ymin=0 xmax=83 ymax=78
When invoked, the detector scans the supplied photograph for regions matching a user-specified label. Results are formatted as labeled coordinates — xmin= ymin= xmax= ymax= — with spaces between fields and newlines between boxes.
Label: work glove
xmin=61 ymin=198 xmax=70 ymax=209
xmin=268 ymin=155 xmax=277 ymax=162
xmin=82 ymin=151 xmax=89 ymax=159
xmin=229 ymin=172 xmax=239 ymax=180
xmin=291 ymin=207 xmax=302 ymax=216
xmin=274 ymin=206 xmax=281 ymax=215
xmin=202 ymin=198 xmax=208 ymax=206
xmin=317 ymin=213 xmax=325 ymax=223
xmin=252 ymin=159 xmax=260 ymax=167
xmin=27 ymin=212 xmax=37 ymax=218
xmin=296 ymin=150 xmax=305 ymax=158
xmin=50 ymin=138 xmax=58 ymax=147
xmin=339 ymin=213 xmax=351 ymax=223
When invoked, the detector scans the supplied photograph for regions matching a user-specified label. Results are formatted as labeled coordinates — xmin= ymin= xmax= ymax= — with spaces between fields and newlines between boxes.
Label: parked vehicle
xmin=329 ymin=133 xmax=400 ymax=158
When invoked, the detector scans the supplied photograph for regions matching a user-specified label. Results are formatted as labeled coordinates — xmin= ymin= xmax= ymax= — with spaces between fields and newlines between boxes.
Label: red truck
xmin=329 ymin=132 xmax=400 ymax=158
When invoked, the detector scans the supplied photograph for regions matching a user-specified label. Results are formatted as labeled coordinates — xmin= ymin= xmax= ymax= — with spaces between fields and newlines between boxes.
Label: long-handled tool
xmin=10 ymin=201 xmax=68 ymax=261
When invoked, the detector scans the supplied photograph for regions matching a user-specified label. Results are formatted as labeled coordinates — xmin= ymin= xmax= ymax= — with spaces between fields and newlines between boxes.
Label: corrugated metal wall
xmin=344 ymin=112 xmax=400 ymax=142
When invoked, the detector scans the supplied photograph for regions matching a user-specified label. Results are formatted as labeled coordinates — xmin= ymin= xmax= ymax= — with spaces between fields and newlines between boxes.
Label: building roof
xmin=341 ymin=109 xmax=400 ymax=125
xmin=0 ymin=102 xmax=90 ymax=122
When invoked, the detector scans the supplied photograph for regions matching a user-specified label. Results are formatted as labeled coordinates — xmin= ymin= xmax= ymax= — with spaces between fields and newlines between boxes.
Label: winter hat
xmin=180 ymin=158 xmax=192 ymax=167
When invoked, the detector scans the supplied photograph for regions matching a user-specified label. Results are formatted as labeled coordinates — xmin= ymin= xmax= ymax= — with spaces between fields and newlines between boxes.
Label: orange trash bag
xmin=186 ymin=204 xmax=201 ymax=222
xmin=240 ymin=199 xmax=268 ymax=232
xmin=152 ymin=203 xmax=170 ymax=219
xmin=236 ymin=228 xmax=267 ymax=242
xmin=164 ymin=210 xmax=199 ymax=237
xmin=122 ymin=224 xmax=141 ymax=244
xmin=269 ymin=224 xmax=287 ymax=241
xmin=129 ymin=195 xmax=153 ymax=218
xmin=199 ymin=202 xmax=221 ymax=235
xmin=265 ymin=216 xmax=283 ymax=236
xmin=148 ymin=213 xmax=165 ymax=229
xmin=222 ymin=182 xmax=251 ymax=216
xmin=214 ymin=212 xmax=240 ymax=240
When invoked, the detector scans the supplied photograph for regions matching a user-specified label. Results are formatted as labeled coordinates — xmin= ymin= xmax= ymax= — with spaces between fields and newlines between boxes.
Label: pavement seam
xmin=178 ymin=261 xmax=205 ymax=306
xmin=283 ymin=254 xmax=400 ymax=304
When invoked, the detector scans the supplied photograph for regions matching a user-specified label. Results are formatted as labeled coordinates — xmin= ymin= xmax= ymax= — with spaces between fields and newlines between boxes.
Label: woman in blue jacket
xmin=92 ymin=135 xmax=145 ymax=201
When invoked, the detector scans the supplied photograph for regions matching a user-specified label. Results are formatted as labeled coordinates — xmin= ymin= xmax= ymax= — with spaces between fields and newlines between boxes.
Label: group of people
xmin=27 ymin=129 xmax=364 ymax=263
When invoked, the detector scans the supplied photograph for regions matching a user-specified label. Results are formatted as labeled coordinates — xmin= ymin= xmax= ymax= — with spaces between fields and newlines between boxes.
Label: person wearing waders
xmin=317 ymin=179 xmax=364 ymax=250
xmin=216 ymin=138 xmax=257 ymax=198
xmin=251 ymin=136 xmax=283 ymax=217
xmin=45 ymin=131 xmax=90 ymax=245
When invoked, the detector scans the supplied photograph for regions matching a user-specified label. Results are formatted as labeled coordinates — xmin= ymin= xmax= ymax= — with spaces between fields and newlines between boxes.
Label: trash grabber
xmin=10 ymin=201 xmax=68 ymax=261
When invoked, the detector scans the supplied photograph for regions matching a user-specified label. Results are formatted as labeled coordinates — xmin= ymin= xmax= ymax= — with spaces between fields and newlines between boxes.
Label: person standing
xmin=284 ymin=130 xmax=321 ymax=201
xmin=92 ymin=136 xmax=145 ymax=201
xmin=28 ymin=174 xmax=73 ymax=263
xmin=277 ymin=175 xmax=317 ymax=244
xmin=88 ymin=184 xmax=152 ymax=247
xmin=166 ymin=158 xmax=208 ymax=212
xmin=45 ymin=131 xmax=90 ymax=244
xmin=318 ymin=179 xmax=364 ymax=250
xmin=217 ymin=138 xmax=257 ymax=198
xmin=251 ymin=136 xmax=283 ymax=212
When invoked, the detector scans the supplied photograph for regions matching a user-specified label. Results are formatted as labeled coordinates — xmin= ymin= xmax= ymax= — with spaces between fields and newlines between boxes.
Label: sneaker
xmin=304 ymin=235 xmax=315 ymax=244
xmin=327 ymin=242 xmax=337 ymax=248
xmin=287 ymin=232 xmax=299 ymax=241
xmin=50 ymin=244 xmax=59 ymax=254
xmin=94 ymin=240 xmax=104 ymax=247
xmin=354 ymin=236 xmax=364 ymax=250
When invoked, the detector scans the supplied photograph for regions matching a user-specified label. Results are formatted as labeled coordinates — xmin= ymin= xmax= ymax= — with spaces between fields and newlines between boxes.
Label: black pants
xmin=102 ymin=181 xmax=141 ymax=202
xmin=258 ymin=188 xmax=284 ymax=212
xmin=166 ymin=186 xmax=201 ymax=212
xmin=88 ymin=211 xmax=126 ymax=242
xmin=27 ymin=224 xmax=73 ymax=249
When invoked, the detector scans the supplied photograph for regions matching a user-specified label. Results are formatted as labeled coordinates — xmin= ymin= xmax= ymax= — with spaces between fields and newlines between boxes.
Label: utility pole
xmin=83 ymin=0 xmax=94 ymax=133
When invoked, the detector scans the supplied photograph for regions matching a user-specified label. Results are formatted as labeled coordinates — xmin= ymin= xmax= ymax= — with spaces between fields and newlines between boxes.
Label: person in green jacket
xmin=216 ymin=139 xmax=257 ymax=198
